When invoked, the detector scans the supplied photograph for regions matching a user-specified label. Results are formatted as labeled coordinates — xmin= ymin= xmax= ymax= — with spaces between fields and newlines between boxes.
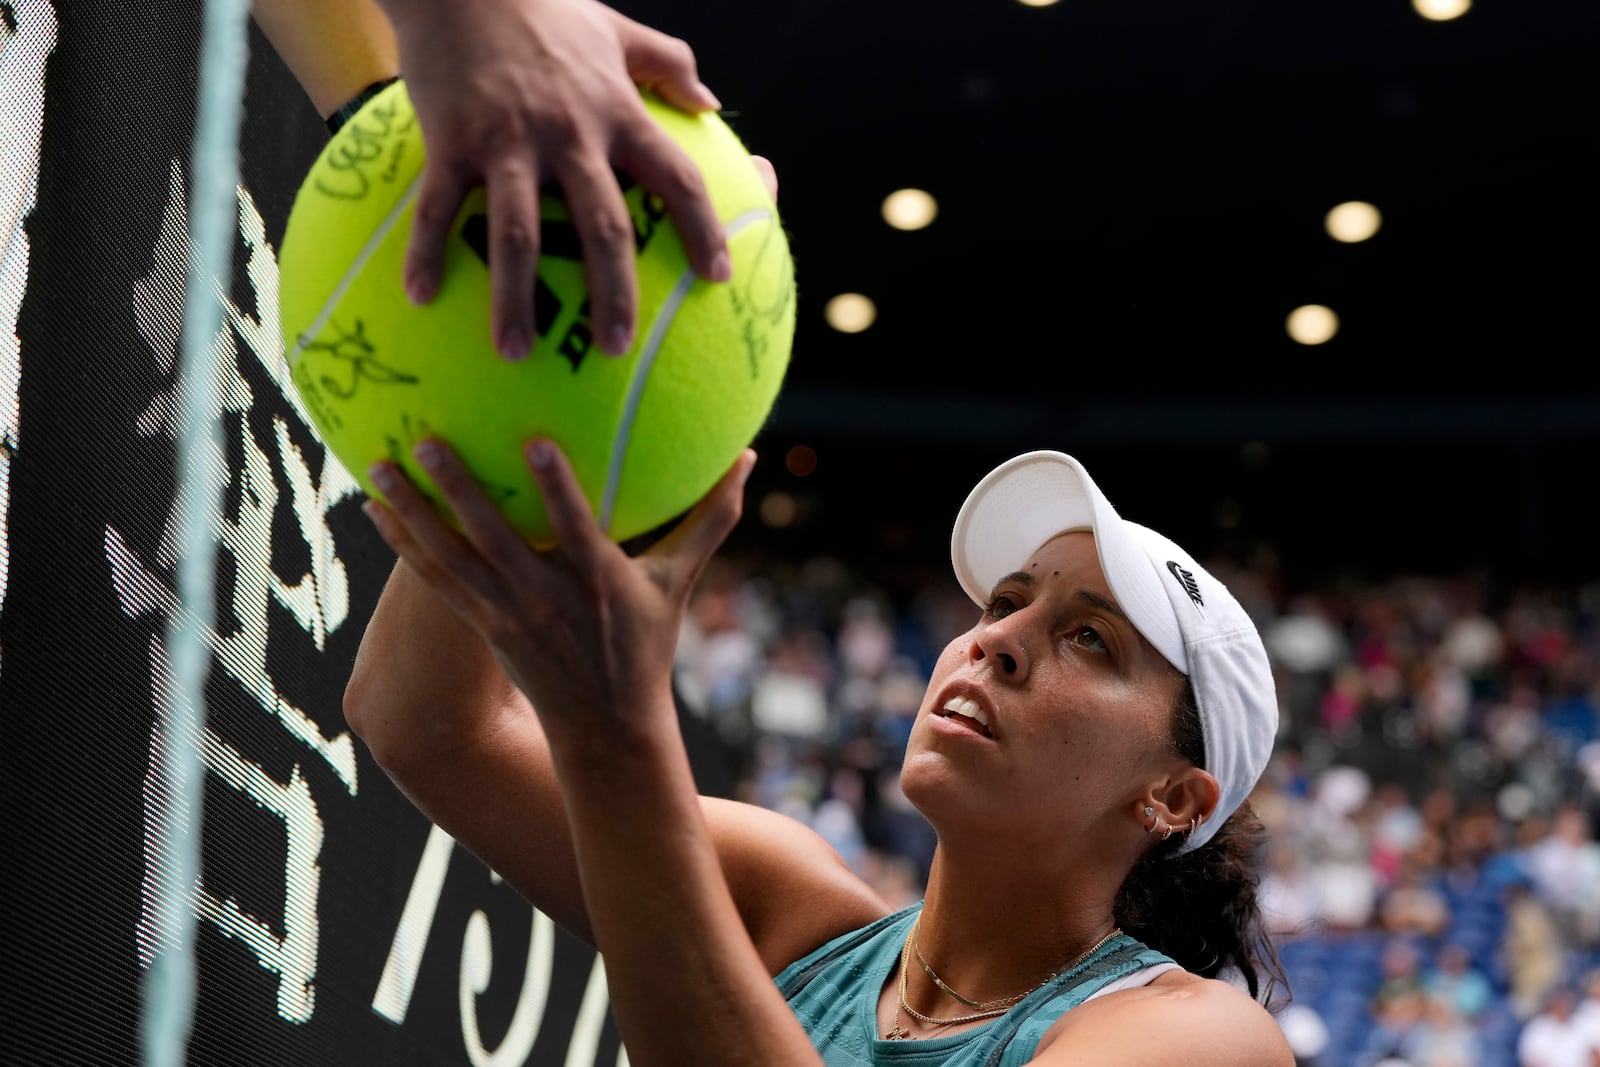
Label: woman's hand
xmin=362 ymin=438 xmax=756 ymax=741
xmin=375 ymin=0 xmax=733 ymax=361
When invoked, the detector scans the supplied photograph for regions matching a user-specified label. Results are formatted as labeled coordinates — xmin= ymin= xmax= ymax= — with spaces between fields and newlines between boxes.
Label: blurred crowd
xmin=672 ymin=544 xmax=1600 ymax=1067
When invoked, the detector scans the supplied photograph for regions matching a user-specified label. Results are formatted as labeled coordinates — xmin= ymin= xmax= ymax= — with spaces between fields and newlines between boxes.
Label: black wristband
xmin=325 ymin=77 xmax=400 ymax=136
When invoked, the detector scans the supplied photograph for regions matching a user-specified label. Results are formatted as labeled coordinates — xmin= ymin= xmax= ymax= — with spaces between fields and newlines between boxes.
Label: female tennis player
xmin=264 ymin=0 xmax=1296 ymax=1060
xmin=349 ymin=437 xmax=1295 ymax=1066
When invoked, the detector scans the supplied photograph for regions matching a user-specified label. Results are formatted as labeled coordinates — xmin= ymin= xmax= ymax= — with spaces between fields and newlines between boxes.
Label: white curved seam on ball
xmin=601 ymin=207 xmax=774 ymax=532
xmin=285 ymin=173 xmax=425 ymax=366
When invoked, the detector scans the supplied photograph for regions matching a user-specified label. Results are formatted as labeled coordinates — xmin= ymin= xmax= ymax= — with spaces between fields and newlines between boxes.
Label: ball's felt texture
xmin=279 ymin=80 xmax=795 ymax=545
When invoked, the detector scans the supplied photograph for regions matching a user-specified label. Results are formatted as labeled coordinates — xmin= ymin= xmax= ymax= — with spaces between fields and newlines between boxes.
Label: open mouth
xmin=939 ymin=696 xmax=994 ymax=738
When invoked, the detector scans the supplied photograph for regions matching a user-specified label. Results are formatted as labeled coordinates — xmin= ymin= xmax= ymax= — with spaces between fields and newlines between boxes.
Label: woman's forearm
xmin=345 ymin=559 xmax=523 ymax=763
xmin=546 ymin=718 xmax=824 ymax=1067
xmin=344 ymin=560 xmax=600 ymax=940
xmin=351 ymin=434 xmax=820 ymax=1060
xmin=250 ymin=0 xmax=398 ymax=117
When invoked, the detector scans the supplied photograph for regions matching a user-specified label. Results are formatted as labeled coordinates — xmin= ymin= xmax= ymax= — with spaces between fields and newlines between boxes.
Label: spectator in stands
xmin=1369 ymin=782 xmax=1425 ymax=886
xmin=1320 ymin=663 xmax=1366 ymax=741
xmin=1373 ymin=938 xmax=1427 ymax=1015
xmin=1411 ymin=652 xmax=1472 ymax=749
xmin=1576 ymin=966 xmax=1600 ymax=1020
xmin=1571 ymin=968 xmax=1600 ymax=1057
xmin=1259 ymin=840 xmax=1321 ymax=937
xmin=1405 ymin=995 xmax=1482 ymax=1067
xmin=1579 ymin=743 xmax=1600 ymax=826
xmin=1444 ymin=800 xmax=1506 ymax=879
xmin=1517 ymin=987 xmax=1598 ymax=1067
xmin=1416 ymin=787 xmax=1460 ymax=867
xmin=1378 ymin=854 xmax=1452 ymax=938
xmin=1423 ymin=942 xmax=1494 ymax=1021
xmin=1276 ymin=1002 xmax=1330 ymax=1066
xmin=1358 ymin=981 xmax=1428 ymax=1067
xmin=1504 ymin=880 xmax=1572 ymax=1021
xmin=678 ymin=561 xmax=768 ymax=743
xmin=1485 ymin=680 xmax=1546 ymax=771
xmin=1304 ymin=765 xmax=1379 ymax=929
xmin=1526 ymin=804 xmax=1600 ymax=949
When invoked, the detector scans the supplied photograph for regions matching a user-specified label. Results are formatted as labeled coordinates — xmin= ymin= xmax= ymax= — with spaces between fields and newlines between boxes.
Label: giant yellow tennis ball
xmin=279 ymin=80 xmax=795 ymax=545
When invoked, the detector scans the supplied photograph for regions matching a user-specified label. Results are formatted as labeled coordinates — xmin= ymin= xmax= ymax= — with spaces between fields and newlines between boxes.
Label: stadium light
xmin=825 ymin=293 xmax=877 ymax=334
xmin=1287 ymin=305 xmax=1340 ymax=345
xmin=1326 ymin=201 xmax=1383 ymax=243
xmin=1413 ymin=0 xmax=1471 ymax=21
xmin=882 ymin=188 xmax=938 ymax=231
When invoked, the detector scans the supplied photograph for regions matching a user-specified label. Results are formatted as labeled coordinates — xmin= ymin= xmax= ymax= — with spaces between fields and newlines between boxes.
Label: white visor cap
xmin=950 ymin=451 xmax=1278 ymax=853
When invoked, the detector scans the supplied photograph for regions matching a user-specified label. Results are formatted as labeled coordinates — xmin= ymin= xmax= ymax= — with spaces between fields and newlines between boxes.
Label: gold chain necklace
xmin=913 ymin=924 xmax=1032 ymax=1011
xmin=884 ymin=920 xmax=1122 ymax=1041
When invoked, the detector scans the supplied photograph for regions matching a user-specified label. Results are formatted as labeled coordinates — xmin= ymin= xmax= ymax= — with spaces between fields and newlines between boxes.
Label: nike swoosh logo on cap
xmin=1167 ymin=560 xmax=1204 ymax=609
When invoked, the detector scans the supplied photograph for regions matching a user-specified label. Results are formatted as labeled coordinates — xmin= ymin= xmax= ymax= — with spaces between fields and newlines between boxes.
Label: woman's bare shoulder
xmin=699 ymin=796 xmax=894 ymax=976
xmin=1030 ymin=969 xmax=1293 ymax=1067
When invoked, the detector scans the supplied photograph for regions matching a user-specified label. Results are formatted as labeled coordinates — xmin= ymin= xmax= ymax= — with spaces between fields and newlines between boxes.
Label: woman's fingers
xmin=523 ymin=439 xmax=609 ymax=571
xmin=378 ymin=435 xmax=748 ymax=634
xmin=361 ymin=498 xmax=480 ymax=627
xmin=410 ymin=440 xmax=542 ymax=581
xmin=367 ymin=456 xmax=504 ymax=606
xmin=750 ymin=155 xmax=778 ymax=202
xmin=647 ymin=448 xmax=756 ymax=596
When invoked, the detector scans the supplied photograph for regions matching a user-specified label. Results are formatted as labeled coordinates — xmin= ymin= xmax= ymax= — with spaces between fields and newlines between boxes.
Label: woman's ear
xmin=1140 ymin=768 xmax=1221 ymax=837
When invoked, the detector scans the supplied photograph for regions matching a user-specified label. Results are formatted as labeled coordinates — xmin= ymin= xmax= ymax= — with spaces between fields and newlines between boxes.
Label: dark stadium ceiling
xmin=606 ymin=0 xmax=1599 ymax=578
xmin=620 ymin=0 xmax=1597 ymax=408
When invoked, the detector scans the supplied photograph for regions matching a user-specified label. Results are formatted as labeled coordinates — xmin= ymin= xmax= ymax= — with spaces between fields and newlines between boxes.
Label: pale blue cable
xmin=143 ymin=0 xmax=251 ymax=1063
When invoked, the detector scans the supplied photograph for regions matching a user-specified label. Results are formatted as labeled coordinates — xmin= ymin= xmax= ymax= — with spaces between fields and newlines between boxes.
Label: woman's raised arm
xmin=344 ymin=549 xmax=885 ymax=966
xmin=344 ymin=557 xmax=600 ymax=938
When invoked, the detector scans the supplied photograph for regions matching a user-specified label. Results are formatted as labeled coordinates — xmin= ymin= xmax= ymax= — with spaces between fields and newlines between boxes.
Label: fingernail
xmin=604 ymin=324 xmax=633 ymax=355
xmin=526 ymin=440 xmax=553 ymax=469
xmin=709 ymin=248 xmax=732 ymax=283
xmin=500 ymin=326 xmax=529 ymax=362
xmin=413 ymin=440 xmax=444 ymax=469
xmin=405 ymin=271 xmax=434 ymax=305
xmin=697 ymin=83 xmax=723 ymax=111
xmin=368 ymin=462 xmax=397 ymax=491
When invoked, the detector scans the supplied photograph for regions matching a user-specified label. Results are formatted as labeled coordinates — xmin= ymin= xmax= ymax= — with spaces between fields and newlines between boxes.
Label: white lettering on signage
xmin=108 ymin=158 xmax=620 ymax=1061
xmin=111 ymin=162 xmax=358 ymax=1023
xmin=0 ymin=0 xmax=60 ymax=674
xmin=377 ymin=825 xmax=622 ymax=1066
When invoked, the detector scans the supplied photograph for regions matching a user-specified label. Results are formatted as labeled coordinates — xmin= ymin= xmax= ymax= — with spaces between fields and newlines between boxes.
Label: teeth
xmin=941 ymin=696 xmax=990 ymax=727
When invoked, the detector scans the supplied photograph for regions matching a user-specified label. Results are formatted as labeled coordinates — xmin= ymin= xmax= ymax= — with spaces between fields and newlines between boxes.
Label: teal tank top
xmin=774 ymin=904 xmax=1177 ymax=1067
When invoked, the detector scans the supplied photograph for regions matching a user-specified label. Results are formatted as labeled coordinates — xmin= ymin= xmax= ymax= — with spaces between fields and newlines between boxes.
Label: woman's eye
xmin=1069 ymin=625 xmax=1109 ymax=654
xmin=986 ymin=594 xmax=1017 ymax=620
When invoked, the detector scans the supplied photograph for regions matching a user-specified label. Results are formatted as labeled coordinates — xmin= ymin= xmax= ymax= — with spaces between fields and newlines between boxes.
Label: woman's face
xmin=902 ymin=531 xmax=1189 ymax=848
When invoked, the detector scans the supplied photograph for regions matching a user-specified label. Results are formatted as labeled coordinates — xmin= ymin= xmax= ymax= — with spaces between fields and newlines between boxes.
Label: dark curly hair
xmin=1113 ymin=677 xmax=1288 ymax=1007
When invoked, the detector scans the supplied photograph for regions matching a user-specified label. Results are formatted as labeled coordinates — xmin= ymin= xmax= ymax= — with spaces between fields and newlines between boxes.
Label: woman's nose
xmin=969 ymin=618 xmax=1029 ymax=682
